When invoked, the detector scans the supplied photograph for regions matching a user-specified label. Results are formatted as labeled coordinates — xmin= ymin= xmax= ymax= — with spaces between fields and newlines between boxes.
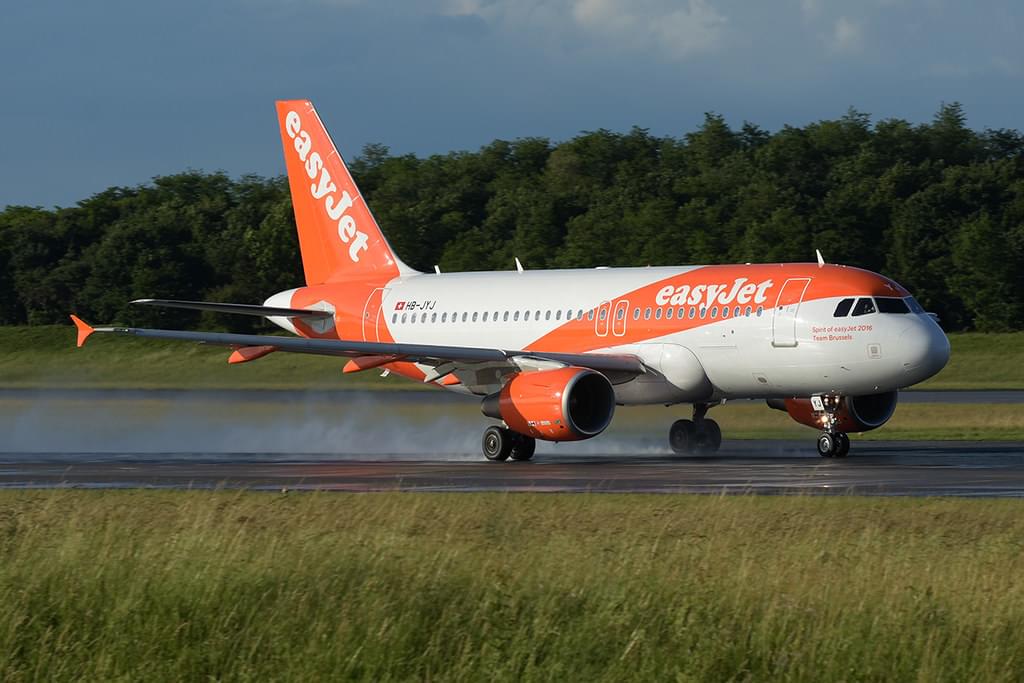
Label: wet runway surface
xmin=3 ymin=441 xmax=1024 ymax=496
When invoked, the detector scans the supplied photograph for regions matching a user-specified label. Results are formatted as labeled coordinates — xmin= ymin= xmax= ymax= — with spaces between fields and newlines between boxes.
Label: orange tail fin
xmin=275 ymin=100 xmax=416 ymax=285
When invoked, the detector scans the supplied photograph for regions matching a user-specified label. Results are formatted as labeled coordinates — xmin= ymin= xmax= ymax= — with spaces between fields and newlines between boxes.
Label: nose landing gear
xmin=816 ymin=431 xmax=850 ymax=458
xmin=815 ymin=395 xmax=850 ymax=458
xmin=670 ymin=403 xmax=722 ymax=455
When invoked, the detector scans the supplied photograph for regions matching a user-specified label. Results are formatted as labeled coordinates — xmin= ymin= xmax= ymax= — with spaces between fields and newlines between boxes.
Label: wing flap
xmin=131 ymin=299 xmax=334 ymax=319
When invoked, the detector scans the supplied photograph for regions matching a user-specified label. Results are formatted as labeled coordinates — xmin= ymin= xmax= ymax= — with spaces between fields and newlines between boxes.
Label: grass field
xmin=2 ymin=491 xmax=1023 ymax=681
xmin=0 ymin=325 xmax=1022 ymax=390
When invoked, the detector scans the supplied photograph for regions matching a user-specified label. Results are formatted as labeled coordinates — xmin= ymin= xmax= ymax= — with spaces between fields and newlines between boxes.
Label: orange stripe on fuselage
xmin=528 ymin=264 xmax=908 ymax=354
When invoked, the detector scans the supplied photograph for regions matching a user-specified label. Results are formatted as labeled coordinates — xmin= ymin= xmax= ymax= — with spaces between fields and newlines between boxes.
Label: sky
xmin=2 ymin=0 xmax=1022 ymax=208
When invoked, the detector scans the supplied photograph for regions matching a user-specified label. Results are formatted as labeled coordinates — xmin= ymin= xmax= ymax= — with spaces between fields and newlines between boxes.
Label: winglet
xmin=70 ymin=315 xmax=95 ymax=347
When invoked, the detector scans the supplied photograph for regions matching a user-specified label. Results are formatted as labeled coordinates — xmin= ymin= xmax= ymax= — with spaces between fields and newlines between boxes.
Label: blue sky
xmin=2 ymin=0 xmax=1022 ymax=208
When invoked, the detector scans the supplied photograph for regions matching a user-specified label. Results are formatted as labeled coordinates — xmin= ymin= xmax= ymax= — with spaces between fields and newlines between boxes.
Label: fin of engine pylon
xmin=275 ymin=100 xmax=418 ymax=285
xmin=70 ymin=315 xmax=95 ymax=347
xmin=228 ymin=346 xmax=277 ymax=364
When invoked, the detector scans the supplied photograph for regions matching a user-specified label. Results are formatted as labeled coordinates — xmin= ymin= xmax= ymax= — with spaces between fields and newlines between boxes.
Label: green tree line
xmin=2 ymin=103 xmax=1022 ymax=332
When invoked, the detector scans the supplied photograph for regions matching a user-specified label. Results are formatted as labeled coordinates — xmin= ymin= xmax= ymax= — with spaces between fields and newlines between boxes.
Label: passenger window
xmin=833 ymin=298 xmax=855 ymax=317
xmin=392 ymin=314 xmax=397 ymax=324
xmin=689 ymin=308 xmax=697 ymax=319
xmin=756 ymin=306 xmax=763 ymax=317
xmin=411 ymin=313 xmax=417 ymax=323
xmin=524 ymin=311 xmax=530 ymax=321
xmin=700 ymin=307 xmax=707 ymax=319
xmin=677 ymin=307 xmax=685 ymax=319
xmin=536 ymin=310 xmax=542 ymax=320
xmin=401 ymin=313 xmax=407 ymax=323
xmin=442 ymin=312 xmax=447 ymax=323
xmin=851 ymin=298 xmax=876 ymax=316
xmin=722 ymin=307 xmax=730 ymax=319
xmin=733 ymin=306 xmax=740 ymax=318
xmin=482 ymin=312 xmax=488 ymax=322
xmin=566 ymin=309 xmax=572 ymax=320
xmin=655 ymin=308 xmax=662 ymax=320
xmin=461 ymin=312 xmax=468 ymax=322
xmin=472 ymin=312 xmax=479 ymax=322
xmin=876 ymin=297 xmax=911 ymax=314
xmin=633 ymin=308 xmax=640 ymax=320
xmin=711 ymin=307 xmax=718 ymax=318
xmin=429 ymin=312 xmax=435 ymax=323
xmin=616 ymin=308 xmax=624 ymax=320
xmin=546 ymin=310 xmax=552 ymax=321
xmin=644 ymin=307 xmax=651 ymax=320
xmin=503 ymin=311 xmax=509 ymax=322
xmin=514 ymin=311 xmax=520 ymax=321
xmin=744 ymin=306 xmax=751 ymax=317
xmin=577 ymin=309 xmax=584 ymax=320
xmin=666 ymin=308 xmax=673 ymax=319
xmin=555 ymin=310 xmax=562 ymax=321
xmin=587 ymin=310 xmax=594 ymax=321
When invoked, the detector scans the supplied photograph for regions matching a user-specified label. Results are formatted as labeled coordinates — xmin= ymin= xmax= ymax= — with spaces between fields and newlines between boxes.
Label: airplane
xmin=70 ymin=99 xmax=951 ymax=460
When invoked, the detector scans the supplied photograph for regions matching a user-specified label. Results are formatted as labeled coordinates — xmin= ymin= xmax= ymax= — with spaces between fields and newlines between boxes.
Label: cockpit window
xmin=906 ymin=297 xmax=925 ymax=314
xmin=876 ymin=297 xmax=910 ymax=314
xmin=833 ymin=298 xmax=855 ymax=317
xmin=851 ymin=297 xmax=876 ymax=316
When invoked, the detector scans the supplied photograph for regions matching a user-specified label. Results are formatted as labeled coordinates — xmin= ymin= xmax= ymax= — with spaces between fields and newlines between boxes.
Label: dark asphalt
xmin=3 ymin=441 xmax=1023 ymax=496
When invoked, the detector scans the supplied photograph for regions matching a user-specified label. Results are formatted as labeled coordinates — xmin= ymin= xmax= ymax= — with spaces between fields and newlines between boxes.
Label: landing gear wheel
xmin=817 ymin=432 xmax=837 ymax=458
xmin=509 ymin=434 xmax=536 ymax=461
xmin=698 ymin=419 xmax=722 ymax=453
xmin=482 ymin=426 xmax=513 ymax=462
xmin=670 ymin=419 xmax=696 ymax=454
xmin=835 ymin=433 xmax=850 ymax=458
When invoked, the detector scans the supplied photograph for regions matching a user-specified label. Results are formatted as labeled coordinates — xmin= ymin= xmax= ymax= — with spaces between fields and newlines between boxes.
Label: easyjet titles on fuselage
xmin=284 ymin=110 xmax=369 ymax=262
xmin=655 ymin=277 xmax=774 ymax=308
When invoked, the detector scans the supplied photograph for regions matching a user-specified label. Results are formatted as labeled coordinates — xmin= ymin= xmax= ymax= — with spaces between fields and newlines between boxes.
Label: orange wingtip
xmin=69 ymin=315 xmax=95 ymax=347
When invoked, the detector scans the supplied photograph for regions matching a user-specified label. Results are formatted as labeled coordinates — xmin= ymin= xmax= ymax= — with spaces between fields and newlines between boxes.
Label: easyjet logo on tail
xmin=284 ymin=110 xmax=369 ymax=262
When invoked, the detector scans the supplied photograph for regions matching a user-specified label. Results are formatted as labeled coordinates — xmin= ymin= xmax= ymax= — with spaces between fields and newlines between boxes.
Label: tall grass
xmin=1 ymin=491 xmax=1023 ymax=680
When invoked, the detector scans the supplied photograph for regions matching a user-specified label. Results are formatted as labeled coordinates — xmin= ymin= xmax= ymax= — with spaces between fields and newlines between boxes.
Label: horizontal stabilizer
xmin=131 ymin=299 xmax=333 ymax=319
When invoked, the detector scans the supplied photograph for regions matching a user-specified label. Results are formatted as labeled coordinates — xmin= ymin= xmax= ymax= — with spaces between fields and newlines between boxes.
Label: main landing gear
xmin=815 ymin=394 xmax=850 ymax=458
xmin=670 ymin=403 xmax=722 ymax=455
xmin=482 ymin=426 xmax=536 ymax=462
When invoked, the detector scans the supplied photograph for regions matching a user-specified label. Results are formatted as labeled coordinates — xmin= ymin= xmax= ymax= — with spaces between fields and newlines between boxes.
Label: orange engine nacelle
xmin=481 ymin=367 xmax=616 ymax=441
xmin=769 ymin=391 xmax=898 ymax=433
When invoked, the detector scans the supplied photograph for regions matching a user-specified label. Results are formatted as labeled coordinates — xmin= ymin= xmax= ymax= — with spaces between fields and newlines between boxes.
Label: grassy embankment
xmin=1 ymin=326 xmax=1022 ymax=391
xmin=2 ymin=326 xmax=1022 ymax=440
xmin=2 ymin=491 xmax=1023 ymax=681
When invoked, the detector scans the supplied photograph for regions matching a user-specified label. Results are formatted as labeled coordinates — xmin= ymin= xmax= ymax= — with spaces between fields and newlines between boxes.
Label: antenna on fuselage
xmin=815 ymin=249 xmax=825 ymax=267
xmin=515 ymin=257 xmax=524 ymax=273
xmin=434 ymin=265 xmax=441 ymax=274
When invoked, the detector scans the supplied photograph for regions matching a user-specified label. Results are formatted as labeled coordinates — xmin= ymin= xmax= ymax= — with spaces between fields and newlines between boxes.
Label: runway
xmin=3 ymin=441 xmax=1023 ymax=496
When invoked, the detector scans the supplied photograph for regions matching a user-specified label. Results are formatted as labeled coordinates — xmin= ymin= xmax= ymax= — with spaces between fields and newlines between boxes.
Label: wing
xmin=69 ymin=316 xmax=646 ymax=393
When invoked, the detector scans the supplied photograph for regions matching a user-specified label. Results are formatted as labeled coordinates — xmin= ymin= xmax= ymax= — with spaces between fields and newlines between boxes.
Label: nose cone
xmin=899 ymin=318 xmax=950 ymax=385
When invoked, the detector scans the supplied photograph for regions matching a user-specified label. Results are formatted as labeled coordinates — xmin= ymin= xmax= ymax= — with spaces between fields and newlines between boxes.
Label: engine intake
xmin=482 ymin=367 xmax=616 ymax=441
xmin=768 ymin=391 xmax=898 ymax=433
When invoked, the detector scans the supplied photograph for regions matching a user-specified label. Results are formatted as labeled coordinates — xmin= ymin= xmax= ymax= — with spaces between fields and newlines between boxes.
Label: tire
xmin=817 ymin=432 xmax=836 ymax=458
xmin=509 ymin=435 xmax=536 ymax=461
xmin=835 ymin=433 xmax=850 ymax=458
xmin=670 ymin=419 xmax=696 ymax=454
xmin=482 ymin=426 xmax=512 ymax=461
xmin=699 ymin=419 xmax=722 ymax=453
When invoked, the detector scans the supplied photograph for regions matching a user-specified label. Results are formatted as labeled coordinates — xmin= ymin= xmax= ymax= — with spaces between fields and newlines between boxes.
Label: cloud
xmin=829 ymin=15 xmax=863 ymax=54
xmin=440 ymin=0 xmax=728 ymax=61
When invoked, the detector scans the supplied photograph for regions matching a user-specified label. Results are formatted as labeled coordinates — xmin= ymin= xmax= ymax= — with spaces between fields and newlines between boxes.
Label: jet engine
xmin=768 ymin=391 xmax=898 ymax=433
xmin=481 ymin=367 xmax=616 ymax=441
